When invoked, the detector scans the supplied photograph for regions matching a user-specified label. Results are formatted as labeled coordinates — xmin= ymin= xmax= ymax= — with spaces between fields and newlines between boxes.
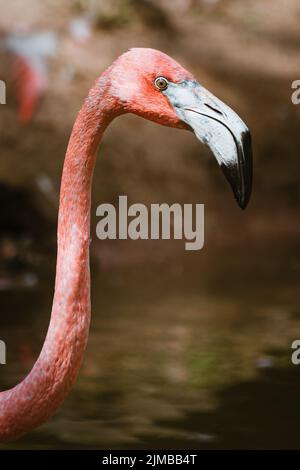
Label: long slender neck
xmin=0 ymin=77 xmax=119 ymax=442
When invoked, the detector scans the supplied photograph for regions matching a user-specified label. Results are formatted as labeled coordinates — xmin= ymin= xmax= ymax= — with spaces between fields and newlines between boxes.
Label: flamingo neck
xmin=0 ymin=76 xmax=120 ymax=441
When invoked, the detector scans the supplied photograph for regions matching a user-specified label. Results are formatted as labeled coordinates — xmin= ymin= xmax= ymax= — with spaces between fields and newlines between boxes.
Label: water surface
xmin=0 ymin=241 xmax=299 ymax=449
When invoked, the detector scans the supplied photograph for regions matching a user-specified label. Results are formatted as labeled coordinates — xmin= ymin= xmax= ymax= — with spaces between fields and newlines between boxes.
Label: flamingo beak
xmin=164 ymin=81 xmax=252 ymax=209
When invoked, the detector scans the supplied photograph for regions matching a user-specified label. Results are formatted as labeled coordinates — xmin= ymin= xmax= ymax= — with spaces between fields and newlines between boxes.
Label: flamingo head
xmin=110 ymin=48 xmax=252 ymax=209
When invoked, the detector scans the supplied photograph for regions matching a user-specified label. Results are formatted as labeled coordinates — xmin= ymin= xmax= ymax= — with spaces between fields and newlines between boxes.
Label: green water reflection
xmin=0 ymin=241 xmax=300 ymax=449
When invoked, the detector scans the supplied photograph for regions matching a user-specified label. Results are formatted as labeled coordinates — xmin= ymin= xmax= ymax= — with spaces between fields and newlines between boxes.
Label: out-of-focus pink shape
xmin=11 ymin=55 xmax=47 ymax=124
xmin=5 ymin=31 xmax=58 ymax=124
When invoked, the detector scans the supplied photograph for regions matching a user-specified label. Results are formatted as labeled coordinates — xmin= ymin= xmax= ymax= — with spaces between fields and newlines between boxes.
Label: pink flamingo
xmin=5 ymin=31 xmax=58 ymax=124
xmin=12 ymin=55 xmax=47 ymax=124
xmin=0 ymin=48 xmax=252 ymax=441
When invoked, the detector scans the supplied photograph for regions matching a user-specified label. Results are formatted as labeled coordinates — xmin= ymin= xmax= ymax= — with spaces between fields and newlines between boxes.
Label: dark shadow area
xmin=146 ymin=364 xmax=300 ymax=450
xmin=0 ymin=181 xmax=54 ymax=284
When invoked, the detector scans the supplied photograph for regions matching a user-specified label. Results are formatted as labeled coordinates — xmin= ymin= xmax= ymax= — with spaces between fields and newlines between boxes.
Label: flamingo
xmin=0 ymin=48 xmax=252 ymax=442
xmin=5 ymin=31 xmax=58 ymax=124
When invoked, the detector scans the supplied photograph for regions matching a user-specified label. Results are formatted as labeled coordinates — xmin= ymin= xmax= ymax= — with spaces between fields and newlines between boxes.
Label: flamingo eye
xmin=154 ymin=76 xmax=169 ymax=91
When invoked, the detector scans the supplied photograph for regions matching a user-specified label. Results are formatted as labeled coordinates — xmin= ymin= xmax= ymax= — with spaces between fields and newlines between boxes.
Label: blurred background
xmin=0 ymin=0 xmax=300 ymax=449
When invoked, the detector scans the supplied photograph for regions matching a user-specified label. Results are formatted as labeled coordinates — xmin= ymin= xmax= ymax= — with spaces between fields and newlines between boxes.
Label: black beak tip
xmin=239 ymin=130 xmax=253 ymax=210
xmin=237 ymin=192 xmax=249 ymax=211
xmin=220 ymin=130 xmax=253 ymax=211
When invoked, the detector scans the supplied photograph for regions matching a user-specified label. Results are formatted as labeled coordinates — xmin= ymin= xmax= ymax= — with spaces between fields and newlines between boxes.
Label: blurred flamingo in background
xmin=4 ymin=31 xmax=57 ymax=123
xmin=0 ymin=48 xmax=252 ymax=441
